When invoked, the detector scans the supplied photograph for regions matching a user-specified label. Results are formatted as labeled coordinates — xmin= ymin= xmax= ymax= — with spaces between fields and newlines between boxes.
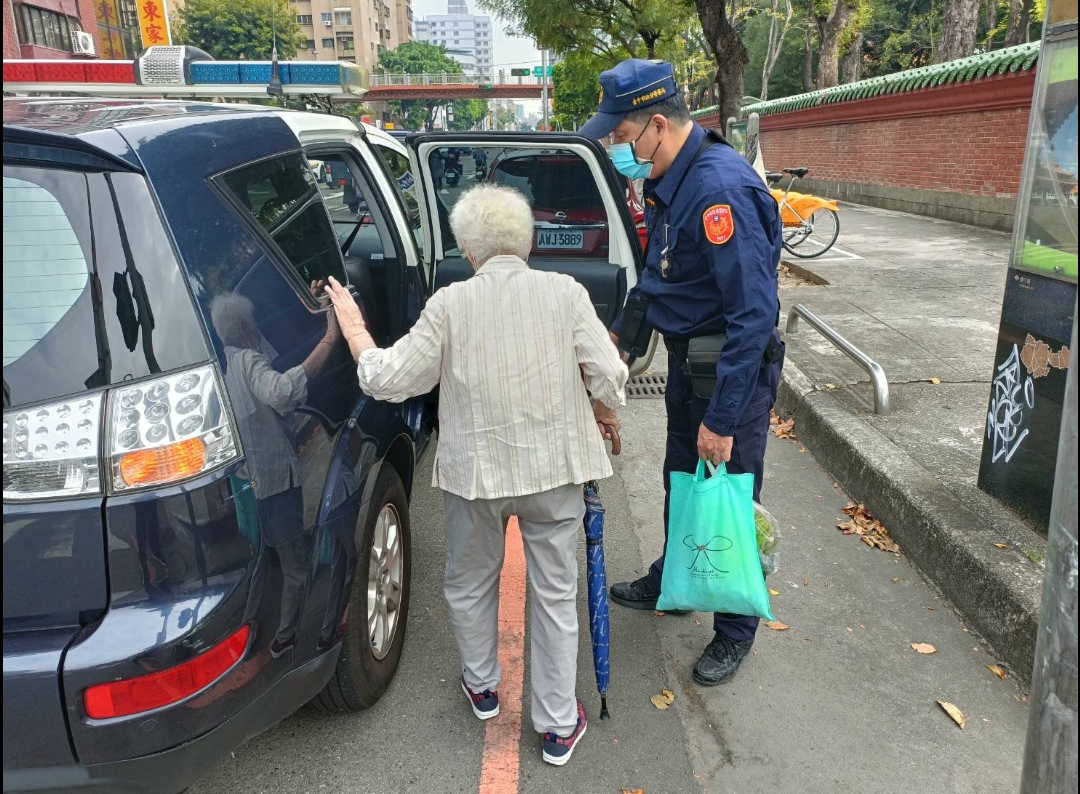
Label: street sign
xmin=532 ymin=66 xmax=553 ymax=77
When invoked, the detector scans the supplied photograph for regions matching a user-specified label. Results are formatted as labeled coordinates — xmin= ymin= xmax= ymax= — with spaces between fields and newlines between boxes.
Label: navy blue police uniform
xmin=582 ymin=60 xmax=785 ymax=644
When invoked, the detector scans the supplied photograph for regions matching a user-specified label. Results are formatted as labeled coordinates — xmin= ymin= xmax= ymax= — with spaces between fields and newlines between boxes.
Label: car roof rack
xmin=2 ymin=46 xmax=367 ymax=107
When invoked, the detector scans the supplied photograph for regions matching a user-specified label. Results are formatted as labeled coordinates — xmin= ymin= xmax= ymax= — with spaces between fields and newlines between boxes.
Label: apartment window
xmin=322 ymin=37 xmax=334 ymax=48
xmin=15 ymin=5 xmax=75 ymax=52
xmin=320 ymin=12 xmax=332 ymax=24
xmin=334 ymin=10 xmax=353 ymax=25
xmin=296 ymin=14 xmax=313 ymax=25
xmin=302 ymin=39 xmax=315 ymax=49
xmin=338 ymin=36 xmax=355 ymax=51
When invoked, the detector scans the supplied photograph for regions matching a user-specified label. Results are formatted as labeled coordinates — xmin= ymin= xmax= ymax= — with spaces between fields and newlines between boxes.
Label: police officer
xmin=579 ymin=59 xmax=785 ymax=686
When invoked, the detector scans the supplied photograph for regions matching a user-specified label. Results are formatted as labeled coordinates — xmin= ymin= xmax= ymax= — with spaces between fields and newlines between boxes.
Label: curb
xmin=775 ymin=358 xmax=1045 ymax=685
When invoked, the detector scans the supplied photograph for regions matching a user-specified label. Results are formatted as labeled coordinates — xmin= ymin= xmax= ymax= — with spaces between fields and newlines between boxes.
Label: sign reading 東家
xmin=137 ymin=0 xmax=173 ymax=48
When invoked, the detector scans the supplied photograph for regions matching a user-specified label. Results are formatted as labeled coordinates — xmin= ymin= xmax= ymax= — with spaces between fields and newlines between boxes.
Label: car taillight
xmin=107 ymin=364 xmax=238 ymax=491
xmin=83 ymin=625 xmax=250 ymax=719
xmin=3 ymin=394 xmax=105 ymax=500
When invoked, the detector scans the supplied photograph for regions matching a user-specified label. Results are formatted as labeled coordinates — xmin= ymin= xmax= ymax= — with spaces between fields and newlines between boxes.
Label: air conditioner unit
xmin=324 ymin=20 xmax=332 ymax=26
xmin=72 ymin=31 xmax=96 ymax=57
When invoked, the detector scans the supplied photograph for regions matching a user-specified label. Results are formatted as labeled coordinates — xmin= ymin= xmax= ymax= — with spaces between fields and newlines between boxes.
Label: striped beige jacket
xmin=355 ymin=255 xmax=628 ymax=500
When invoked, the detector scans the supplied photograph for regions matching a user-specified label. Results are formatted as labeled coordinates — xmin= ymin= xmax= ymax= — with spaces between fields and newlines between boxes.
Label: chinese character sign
xmin=137 ymin=0 xmax=173 ymax=48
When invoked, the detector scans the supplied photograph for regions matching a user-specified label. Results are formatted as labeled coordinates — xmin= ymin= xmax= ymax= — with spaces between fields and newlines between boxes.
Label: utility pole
xmin=541 ymin=48 xmax=550 ymax=132
xmin=1021 ymin=298 xmax=1079 ymax=794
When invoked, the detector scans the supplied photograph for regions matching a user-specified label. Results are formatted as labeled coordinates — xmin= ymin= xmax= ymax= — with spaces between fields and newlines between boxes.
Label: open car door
xmin=406 ymin=132 xmax=657 ymax=376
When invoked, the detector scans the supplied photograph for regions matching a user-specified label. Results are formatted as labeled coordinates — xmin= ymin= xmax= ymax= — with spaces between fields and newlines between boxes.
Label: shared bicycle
xmin=765 ymin=167 xmax=841 ymax=258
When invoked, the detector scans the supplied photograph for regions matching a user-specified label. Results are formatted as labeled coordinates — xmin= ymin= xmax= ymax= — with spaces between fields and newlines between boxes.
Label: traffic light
xmin=510 ymin=68 xmax=530 ymax=77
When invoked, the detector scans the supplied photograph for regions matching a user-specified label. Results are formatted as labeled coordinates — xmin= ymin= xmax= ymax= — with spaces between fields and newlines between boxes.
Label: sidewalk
xmin=773 ymin=203 xmax=1048 ymax=683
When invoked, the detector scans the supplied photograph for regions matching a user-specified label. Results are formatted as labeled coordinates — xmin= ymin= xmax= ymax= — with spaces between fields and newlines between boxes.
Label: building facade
xmin=290 ymin=0 xmax=412 ymax=74
xmin=4 ymin=0 xmax=101 ymax=60
xmin=413 ymin=0 xmax=492 ymax=78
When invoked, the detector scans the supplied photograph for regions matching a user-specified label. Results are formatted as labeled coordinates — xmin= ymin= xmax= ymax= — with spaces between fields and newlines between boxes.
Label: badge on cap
xmin=703 ymin=204 xmax=734 ymax=245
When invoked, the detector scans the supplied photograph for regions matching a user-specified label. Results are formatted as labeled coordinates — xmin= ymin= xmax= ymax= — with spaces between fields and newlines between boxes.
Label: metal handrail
xmin=785 ymin=304 xmax=891 ymax=415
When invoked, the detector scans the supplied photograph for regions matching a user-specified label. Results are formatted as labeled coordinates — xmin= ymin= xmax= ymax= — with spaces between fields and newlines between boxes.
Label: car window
xmin=371 ymin=142 xmax=423 ymax=251
xmin=217 ymin=154 xmax=345 ymax=297
xmin=3 ymin=166 xmax=208 ymax=409
xmin=317 ymin=152 xmax=406 ymax=265
xmin=431 ymin=146 xmax=611 ymax=259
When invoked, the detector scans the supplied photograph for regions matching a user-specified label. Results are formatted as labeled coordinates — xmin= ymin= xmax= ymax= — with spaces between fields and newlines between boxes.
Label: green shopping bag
xmin=656 ymin=461 xmax=775 ymax=620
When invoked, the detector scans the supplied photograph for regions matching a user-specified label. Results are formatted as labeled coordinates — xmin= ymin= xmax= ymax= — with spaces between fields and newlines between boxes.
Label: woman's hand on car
xmin=325 ymin=276 xmax=375 ymax=361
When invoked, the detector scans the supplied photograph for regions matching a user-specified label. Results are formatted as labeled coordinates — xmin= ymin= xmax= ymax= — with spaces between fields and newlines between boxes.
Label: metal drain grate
xmin=627 ymin=374 xmax=667 ymax=399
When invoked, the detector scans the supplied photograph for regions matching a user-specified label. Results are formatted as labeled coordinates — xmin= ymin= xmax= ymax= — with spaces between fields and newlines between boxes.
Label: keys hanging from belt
xmin=659 ymin=223 xmax=671 ymax=278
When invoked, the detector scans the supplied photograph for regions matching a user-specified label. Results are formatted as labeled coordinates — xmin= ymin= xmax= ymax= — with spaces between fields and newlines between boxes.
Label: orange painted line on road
xmin=478 ymin=516 xmax=527 ymax=794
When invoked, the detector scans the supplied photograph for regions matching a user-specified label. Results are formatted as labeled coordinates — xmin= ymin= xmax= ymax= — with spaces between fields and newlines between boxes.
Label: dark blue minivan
xmin=3 ymin=98 xmax=649 ymax=792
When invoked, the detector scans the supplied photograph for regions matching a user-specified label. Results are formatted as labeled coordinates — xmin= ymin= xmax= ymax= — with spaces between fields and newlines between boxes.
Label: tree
xmin=552 ymin=52 xmax=606 ymax=129
xmin=935 ymin=0 xmax=982 ymax=62
xmin=760 ymin=0 xmax=795 ymax=100
xmin=813 ymin=0 xmax=864 ymax=88
xmin=174 ymin=0 xmax=304 ymax=61
xmin=480 ymin=0 xmax=692 ymax=65
xmin=694 ymin=0 xmax=750 ymax=132
xmin=379 ymin=42 xmax=484 ymax=130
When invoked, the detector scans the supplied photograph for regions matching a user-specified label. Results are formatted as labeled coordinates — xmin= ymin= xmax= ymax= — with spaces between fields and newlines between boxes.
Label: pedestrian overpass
xmin=364 ymin=72 xmax=551 ymax=101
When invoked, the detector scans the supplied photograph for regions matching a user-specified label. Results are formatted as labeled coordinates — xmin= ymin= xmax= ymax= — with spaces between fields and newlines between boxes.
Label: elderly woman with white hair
xmin=324 ymin=183 xmax=627 ymax=766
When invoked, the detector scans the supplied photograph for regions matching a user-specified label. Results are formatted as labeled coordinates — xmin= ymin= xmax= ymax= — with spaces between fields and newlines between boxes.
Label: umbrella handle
xmin=599 ymin=425 xmax=622 ymax=456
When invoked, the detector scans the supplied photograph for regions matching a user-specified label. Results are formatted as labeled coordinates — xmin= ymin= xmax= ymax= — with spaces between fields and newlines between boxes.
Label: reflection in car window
xmin=372 ymin=143 xmax=423 ymax=251
xmin=218 ymin=154 xmax=345 ymax=293
xmin=3 ymin=176 xmax=88 ymax=367
xmin=431 ymin=146 xmax=612 ymax=259
xmin=2 ymin=167 xmax=208 ymax=408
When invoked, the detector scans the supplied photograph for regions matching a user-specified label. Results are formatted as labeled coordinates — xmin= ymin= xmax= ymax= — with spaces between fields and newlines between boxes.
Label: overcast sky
xmin=409 ymin=0 xmax=542 ymax=73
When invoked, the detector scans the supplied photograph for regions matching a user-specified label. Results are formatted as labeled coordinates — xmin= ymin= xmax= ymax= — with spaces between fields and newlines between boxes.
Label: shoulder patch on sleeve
xmin=702 ymin=204 xmax=734 ymax=245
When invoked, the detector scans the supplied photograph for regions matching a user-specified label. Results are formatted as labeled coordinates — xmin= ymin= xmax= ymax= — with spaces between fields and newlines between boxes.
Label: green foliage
xmin=741 ymin=9 xmax=808 ymax=100
xmin=379 ymin=42 xmax=484 ymax=130
xmin=552 ymin=52 xmax=605 ymax=128
xmin=480 ymin=0 xmax=693 ymax=65
xmin=174 ymin=0 xmax=304 ymax=61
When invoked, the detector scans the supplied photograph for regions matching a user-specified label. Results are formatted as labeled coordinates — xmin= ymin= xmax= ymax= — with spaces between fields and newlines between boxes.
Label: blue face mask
xmin=608 ymin=124 xmax=660 ymax=180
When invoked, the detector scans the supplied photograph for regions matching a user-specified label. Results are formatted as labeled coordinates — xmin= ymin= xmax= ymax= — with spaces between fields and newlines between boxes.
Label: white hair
xmin=449 ymin=184 xmax=534 ymax=266
xmin=209 ymin=292 xmax=256 ymax=347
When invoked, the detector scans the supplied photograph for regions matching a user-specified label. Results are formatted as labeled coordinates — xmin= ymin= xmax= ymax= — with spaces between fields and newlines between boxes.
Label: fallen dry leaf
xmin=994 ymin=543 xmax=1012 ymax=550
xmin=650 ymin=689 xmax=675 ymax=710
xmin=769 ymin=409 xmax=799 ymax=442
xmin=987 ymin=664 xmax=1008 ymax=680
xmin=825 ymin=382 xmax=837 ymax=390
xmin=891 ymin=577 xmax=901 ymax=584
xmin=930 ymin=377 xmax=941 ymax=385
xmin=839 ymin=502 xmax=899 ymax=552
xmin=621 ymin=789 xmax=645 ymax=794
xmin=937 ymin=700 xmax=966 ymax=729
xmin=769 ymin=588 xmax=781 ymax=596
xmin=763 ymin=620 xmax=790 ymax=631
xmin=911 ymin=643 xmax=937 ymax=655
xmin=803 ymin=578 xmax=810 ymax=586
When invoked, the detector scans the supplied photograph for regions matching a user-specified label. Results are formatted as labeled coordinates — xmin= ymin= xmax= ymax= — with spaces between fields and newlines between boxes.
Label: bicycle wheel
xmin=783 ymin=208 xmax=840 ymax=259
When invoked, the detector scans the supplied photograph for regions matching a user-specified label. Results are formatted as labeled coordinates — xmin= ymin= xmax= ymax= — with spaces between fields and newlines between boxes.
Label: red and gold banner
xmin=136 ymin=0 xmax=172 ymax=48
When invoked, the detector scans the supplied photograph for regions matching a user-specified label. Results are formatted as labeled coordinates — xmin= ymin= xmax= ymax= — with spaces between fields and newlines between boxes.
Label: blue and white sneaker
xmin=541 ymin=699 xmax=587 ymax=766
xmin=460 ymin=676 xmax=500 ymax=720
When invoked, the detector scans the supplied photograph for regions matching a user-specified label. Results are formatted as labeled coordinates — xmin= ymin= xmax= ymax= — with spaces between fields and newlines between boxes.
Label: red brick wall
xmin=758 ymin=105 xmax=1031 ymax=198
xmin=4 ymin=0 xmax=21 ymax=59
xmin=698 ymin=70 xmax=1036 ymax=204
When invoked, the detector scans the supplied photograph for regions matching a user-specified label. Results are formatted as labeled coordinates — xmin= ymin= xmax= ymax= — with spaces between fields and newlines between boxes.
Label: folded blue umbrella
xmin=583 ymin=481 xmax=612 ymax=719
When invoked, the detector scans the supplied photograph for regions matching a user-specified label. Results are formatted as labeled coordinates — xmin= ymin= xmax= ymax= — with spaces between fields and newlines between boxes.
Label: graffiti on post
xmin=986 ymin=343 xmax=1037 ymax=463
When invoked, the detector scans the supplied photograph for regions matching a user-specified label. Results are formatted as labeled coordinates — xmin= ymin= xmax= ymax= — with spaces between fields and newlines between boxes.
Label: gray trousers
xmin=443 ymin=483 xmax=584 ymax=735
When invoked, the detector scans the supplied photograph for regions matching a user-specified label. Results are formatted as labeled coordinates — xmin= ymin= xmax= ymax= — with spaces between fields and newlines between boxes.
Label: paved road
xmin=192 ymin=381 xmax=1029 ymax=793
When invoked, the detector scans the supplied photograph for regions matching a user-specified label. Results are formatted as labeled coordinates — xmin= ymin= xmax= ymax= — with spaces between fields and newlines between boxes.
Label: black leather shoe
xmin=610 ymin=575 xmax=661 ymax=610
xmin=610 ymin=575 xmax=689 ymax=614
xmin=692 ymin=632 xmax=754 ymax=686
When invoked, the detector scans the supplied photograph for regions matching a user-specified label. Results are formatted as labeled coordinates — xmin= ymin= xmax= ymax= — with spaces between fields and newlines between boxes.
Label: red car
xmin=488 ymin=150 xmax=647 ymax=256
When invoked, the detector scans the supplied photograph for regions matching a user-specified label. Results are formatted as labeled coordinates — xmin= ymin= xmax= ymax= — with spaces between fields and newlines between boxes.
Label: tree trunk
xmin=841 ymin=31 xmax=864 ymax=84
xmin=760 ymin=0 xmax=794 ymax=102
xmin=816 ymin=2 xmax=858 ymax=90
xmin=695 ymin=0 xmax=749 ymax=124
xmin=936 ymin=0 xmax=982 ymax=63
xmin=802 ymin=22 xmax=816 ymax=92
xmin=1019 ymin=0 xmax=1033 ymax=43
xmin=1004 ymin=0 xmax=1025 ymax=46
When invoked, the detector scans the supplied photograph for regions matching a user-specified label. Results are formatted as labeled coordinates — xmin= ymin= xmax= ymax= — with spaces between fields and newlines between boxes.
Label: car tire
xmin=312 ymin=465 xmax=411 ymax=712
